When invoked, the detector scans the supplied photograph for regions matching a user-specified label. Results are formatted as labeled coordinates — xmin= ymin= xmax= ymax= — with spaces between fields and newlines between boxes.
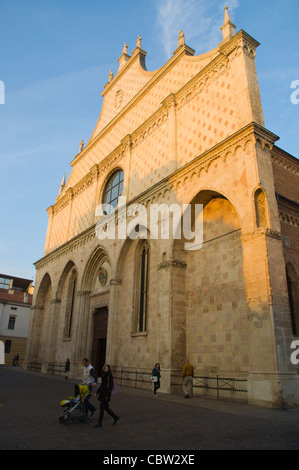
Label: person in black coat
xmin=64 ymin=358 xmax=70 ymax=379
xmin=94 ymin=364 xmax=119 ymax=428
xmin=152 ymin=363 xmax=161 ymax=396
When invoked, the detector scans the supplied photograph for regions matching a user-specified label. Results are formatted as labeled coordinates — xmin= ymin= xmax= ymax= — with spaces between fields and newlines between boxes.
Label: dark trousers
xmin=154 ymin=379 xmax=160 ymax=395
xmin=98 ymin=399 xmax=117 ymax=423
xmin=84 ymin=396 xmax=96 ymax=415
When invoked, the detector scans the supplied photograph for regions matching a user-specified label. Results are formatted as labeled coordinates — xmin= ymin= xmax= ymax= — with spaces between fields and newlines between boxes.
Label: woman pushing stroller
xmin=94 ymin=364 xmax=119 ymax=428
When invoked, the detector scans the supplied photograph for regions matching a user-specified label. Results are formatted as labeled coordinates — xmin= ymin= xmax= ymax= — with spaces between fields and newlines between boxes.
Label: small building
xmin=0 ymin=274 xmax=33 ymax=366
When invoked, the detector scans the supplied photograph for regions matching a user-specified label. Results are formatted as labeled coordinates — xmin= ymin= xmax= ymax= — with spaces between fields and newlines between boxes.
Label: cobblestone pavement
xmin=0 ymin=366 xmax=298 ymax=453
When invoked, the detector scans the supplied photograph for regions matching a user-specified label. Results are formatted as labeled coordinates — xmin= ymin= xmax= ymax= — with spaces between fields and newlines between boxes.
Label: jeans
xmin=154 ymin=379 xmax=160 ymax=395
xmin=84 ymin=396 xmax=96 ymax=415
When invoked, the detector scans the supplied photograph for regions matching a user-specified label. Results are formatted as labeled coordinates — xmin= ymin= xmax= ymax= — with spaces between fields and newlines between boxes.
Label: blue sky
xmin=0 ymin=0 xmax=298 ymax=282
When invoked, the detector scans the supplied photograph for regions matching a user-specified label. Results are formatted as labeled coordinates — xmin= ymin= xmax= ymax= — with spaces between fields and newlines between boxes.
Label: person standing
xmin=94 ymin=364 xmax=119 ymax=428
xmin=182 ymin=359 xmax=194 ymax=398
xmin=64 ymin=358 xmax=70 ymax=379
xmin=152 ymin=363 xmax=161 ymax=397
xmin=13 ymin=354 xmax=19 ymax=366
xmin=81 ymin=358 xmax=97 ymax=416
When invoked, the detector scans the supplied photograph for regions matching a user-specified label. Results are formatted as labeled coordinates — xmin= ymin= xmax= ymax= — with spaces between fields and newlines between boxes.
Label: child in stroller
xmin=59 ymin=384 xmax=92 ymax=425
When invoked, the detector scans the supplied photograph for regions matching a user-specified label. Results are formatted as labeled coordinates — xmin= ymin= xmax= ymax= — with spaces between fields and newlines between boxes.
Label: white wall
xmin=0 ymin=302 xmax=31 ymax=338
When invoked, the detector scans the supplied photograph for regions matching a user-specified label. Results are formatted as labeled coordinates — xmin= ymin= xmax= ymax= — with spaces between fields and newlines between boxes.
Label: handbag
xmin=111 ymin=380 xmax=119 ymax=396
xmin=151 ymin=376 xmax=158 ymax=382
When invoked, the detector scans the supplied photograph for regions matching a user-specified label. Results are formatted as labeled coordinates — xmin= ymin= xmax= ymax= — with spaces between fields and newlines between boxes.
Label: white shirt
xmin=82 ymin=364 xmax=96 ymax=385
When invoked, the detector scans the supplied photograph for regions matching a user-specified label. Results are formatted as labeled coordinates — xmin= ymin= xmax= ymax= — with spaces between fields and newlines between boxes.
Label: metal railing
xmin=113 ymin=368 xmax=247 ymax=401
xmin=172 ymin=374 xmax=248 ymax=400
xmin=27 ymin=362 xmax=42 ymax=372
xmin=47 ymin=362 xmax=66 ymax=376
xmin=113 ymin=368 xmax=152 ymax=388
xmin=26 ymin=362 xmax=67 ymax=376
xmin=24 ymin=362 xmax=248 ymax=401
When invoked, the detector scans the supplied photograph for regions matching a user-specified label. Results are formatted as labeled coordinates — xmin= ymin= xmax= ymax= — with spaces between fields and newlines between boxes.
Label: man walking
xmin=81 ymin=358 xmax=98 ymax=416
xmin=182 ymin=359 xmax=194 ymax=398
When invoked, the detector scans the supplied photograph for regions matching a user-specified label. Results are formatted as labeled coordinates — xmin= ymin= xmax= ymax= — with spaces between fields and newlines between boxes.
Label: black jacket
xmin=152 ymin=366 xmax=161 ymax=379
xmin=96 ymin=370 xmax=113 ymax=402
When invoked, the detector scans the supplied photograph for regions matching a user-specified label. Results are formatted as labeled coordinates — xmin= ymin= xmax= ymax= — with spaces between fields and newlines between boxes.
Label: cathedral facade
xmin=24 ymin=9 xmax=299 ymax=408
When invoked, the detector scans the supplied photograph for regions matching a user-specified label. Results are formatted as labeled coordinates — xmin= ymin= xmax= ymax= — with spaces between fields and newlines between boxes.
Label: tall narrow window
xmin=139 ymin=244 xmax=149 ymax=332
xmin=134 ymin=241 xmax=149 ymax=333
xmin=8 ymin=316 xmax=16 ymax=330
xmin=102 ymin=169 xmax=124 ymax=215
xmin=68 ymin=276 xmax=76 ymax=338
xmin=286 ymin=263 xmax=299 ymax=336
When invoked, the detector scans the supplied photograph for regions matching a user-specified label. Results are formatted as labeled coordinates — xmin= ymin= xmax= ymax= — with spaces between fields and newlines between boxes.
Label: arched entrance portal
xmin=91 ymin=306 xmax=108 ymax=376
xmin=79 ymin=246 xmax=111 ymax=375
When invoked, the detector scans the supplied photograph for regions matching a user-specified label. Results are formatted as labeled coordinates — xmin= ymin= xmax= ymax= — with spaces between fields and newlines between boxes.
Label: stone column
xmin=44 ymin=206 xmax=54 ymax=255
xmin=88 ymin=165 xmax=99 ymax=227
xmin=242 ymin=229 xmax=297 ymax=407
xmin=41 ymin=298 xmax=60 ymax=373
xmin=244 ymin=131 xmax=297 ymax=407
xmin=161 ymin=94 xmax=178 ymax=173
xmin=121 ymin=134 xmax=133 ymax=201
xmin=47 ymin=298 xmax=62 ymax=364
xmin=157 ymin=257 xmax=187 ymax=392
xmin=106 ymin=279 xmax=122 ymax=366
xmin=23 ymin=305 xmax=43 ymax=369
xmin=72 ymin=290 xmax=91 ymax=378
xmin=65 ymin=189 xmax=74 ymax=241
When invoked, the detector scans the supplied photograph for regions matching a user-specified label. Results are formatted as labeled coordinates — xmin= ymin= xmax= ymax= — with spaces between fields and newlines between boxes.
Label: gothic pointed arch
xmin=56 ymin=260 xmax=76 ymax=300
xmin=172 ymin=188 xmax=247 ymax=374
xmin=55 ymin=261 xmax=78 ymax=340
xmin=254 ymin=187 xmax=268 ymax=228
xmin=81 ymin=246 xmax=110 ymax=291
xmin=133 ymin=238 xmax=150 ymax=333
xmin=35 ymin=272 xmax=52 ymax=308
xmin=30 ymin=273 xmax=52 ymax=361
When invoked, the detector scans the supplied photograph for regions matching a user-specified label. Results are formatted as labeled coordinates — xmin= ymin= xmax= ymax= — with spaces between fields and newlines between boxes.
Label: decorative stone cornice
xmin=158 ymin=259 xmax=187 ymax=270
xmin=271 ymin=149 xmax=299 ymax=177
xmin=35 ymin=226 xmax=96 ymax=271
xmin=30 ymin=305 xmax=44 ymax=312
xmin=175 ymin=54 xmax=229 ymax=111
xmin=219 ymin=29 xmax=260 ymax=59
xmin=77 ymin=290 xmax=92 ymax=296
xmin=168 ymin=122 xmax=278 ymax=193
xmin=131 ymin=105 xmax=168 ymax=150
xmin=52 ymin=188 xmax=73 ymax=216
xmin=279 ymin=210 xmax=299 ymax=228
xmin=110 ymin=279 xmax=122 ymax=286
xmin=241 ymin=227 xmax=282 ymax=243
xmin=264 ymin=228 xmax=282 ymax=240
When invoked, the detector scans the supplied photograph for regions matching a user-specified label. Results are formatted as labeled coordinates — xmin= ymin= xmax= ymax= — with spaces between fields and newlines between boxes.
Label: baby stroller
xmin=59 ymin=384 xmax=92 ymax=425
